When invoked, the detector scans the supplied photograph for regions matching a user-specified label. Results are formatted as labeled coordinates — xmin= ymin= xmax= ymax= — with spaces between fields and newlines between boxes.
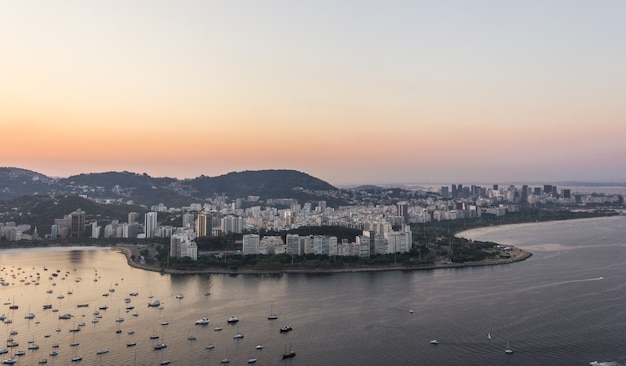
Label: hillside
xmin=0 ymin=195 xmax=146 ymax=235
xmin=0 ymin=167 xmax=345 ymax=208
xmin=0 ymin=167 xmax=57 ymax=200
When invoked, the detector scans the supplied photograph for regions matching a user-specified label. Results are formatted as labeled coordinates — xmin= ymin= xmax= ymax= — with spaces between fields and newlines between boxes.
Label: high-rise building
xmin=440 ymin=186 xmax=449 ymax=198
xmin=221 ymin=215 xmax=243 ymax=234
xmin=544 ymin=185 xmax=553 ymax=194
xmin=182 ymin=213 xmax=195 ymax=229
xmin=196 ymin=213 xmax=209 ymax=237
xmin=286 ymin=234 xmax=301 ymax=256
xmin=242 ymin=234 xmax=260 ymax=255
xmin=357 ymin=235 xmax=370 ymax=258
xmin=397 ymin=202 xmax=408 ymax=223
xmin=170 ymin=234 xmax=197 ymax=260
xmin=69 ymin=209 xmax=86 ymax=238
xmin=520 ymin=185 xmax=529 ymax=203
xmin=128 ymin=212 xmax=139 ymax=223
xmin=144 ymin=212 xmax=158 ymax=238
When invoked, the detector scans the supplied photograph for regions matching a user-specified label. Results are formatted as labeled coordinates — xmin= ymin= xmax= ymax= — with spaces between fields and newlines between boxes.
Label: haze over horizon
xmin=2 ymin=1 xmax=625 ymax=186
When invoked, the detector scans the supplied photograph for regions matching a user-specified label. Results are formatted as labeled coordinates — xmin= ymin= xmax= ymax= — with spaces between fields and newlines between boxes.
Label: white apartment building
xmin=242 ymin=234 xmax=260 ymax=255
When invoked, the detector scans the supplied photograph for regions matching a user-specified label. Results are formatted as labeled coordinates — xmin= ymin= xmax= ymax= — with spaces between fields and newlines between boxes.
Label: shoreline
xmin=115 ymin=244 xmax=532 ymax=275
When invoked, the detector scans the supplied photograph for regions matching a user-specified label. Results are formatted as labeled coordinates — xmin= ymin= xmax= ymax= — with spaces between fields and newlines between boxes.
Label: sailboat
xmin=267 ymin=304 xmax=278 ymax=320
xmin=187 ymin=329 xmax=196 ymax=341
xmin=154 ymin=329 xmax=167 ymax=350
xmin=71 ymin=332 xmax=82 ymax=361
xmin=505 ymin=340 xmax=513 ymax=354
xmin=282 ymin=343 xmax=296 ymax=359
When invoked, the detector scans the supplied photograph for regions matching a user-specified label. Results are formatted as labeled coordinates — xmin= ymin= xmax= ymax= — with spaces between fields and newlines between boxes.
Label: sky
xmin=1 ymin=1 xmax=625 ymax=186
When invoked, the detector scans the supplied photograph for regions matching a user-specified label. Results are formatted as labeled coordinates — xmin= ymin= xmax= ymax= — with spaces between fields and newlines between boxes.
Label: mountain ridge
xmin=0 ymin=167 xmax=341 ymax=206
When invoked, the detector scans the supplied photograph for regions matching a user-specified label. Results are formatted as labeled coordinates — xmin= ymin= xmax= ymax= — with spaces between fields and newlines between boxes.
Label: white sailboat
xmin=505 ymin=340 xmax=513 ymax=354
xmin=267 ymin=304 xmax=278 ymax=320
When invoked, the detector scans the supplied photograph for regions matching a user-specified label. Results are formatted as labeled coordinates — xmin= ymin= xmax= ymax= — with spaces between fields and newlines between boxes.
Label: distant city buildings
xmin=0 ymin=183 xmax=622 ymax=267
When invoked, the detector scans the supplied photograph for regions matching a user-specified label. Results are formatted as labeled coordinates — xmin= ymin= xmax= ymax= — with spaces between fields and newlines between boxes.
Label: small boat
xmin=24 ymin=313 xmax=35 ymax=319
xmin=505 ymin=341 xmax=513 ymax=354
xmin=126 ymin=342 xmax=136 ymax=347
xmin=175 ymin=293 xmax=184 ymax=299
xmin=76 ymin=304 xmax=89 ymax=308
xmin=220 ymin=358 xmax=230 ymax=364
xmin=409 ymin=309 xmax=414 ymax=313
xmin=268 ymin=304 xmax=278 ymax=320
xmin=233 ymin=333 xmax=244 ymax=339
xmin=2 ymin=358 xmax=16 ymax=364
xmin=49 ymin=351 xmax=58 ymax=357
xmin=161 ymin=321 xmax=169 ymax=326
xmin=227 ymin=316 xmax=238 ymax=323
xmin=42 ymin=305 xmax=52 ymax=310
xmin=148 ymin=300 xmax=160 ymax=307
xmin=129 ymin=292 xmax=139 ymax=296
xmin=247 ymin=358 xmax=257 ymax=363
xmin=98 ymin=305 xmax=108 ymax=310
xmin=214 ymin=326 xmax=223 ymax=331
xmin=154 ymin=343 xmax=167 ymax=350
xmin=282 ymin=343 xmax=296 ymax=359
xmin=0 ymin=350 xmax=6 ymax=355
xmin=195 ymin=317 xmax=210 ymax=325
xmin=28 ymin=344 xmax=39 ymax=350
xmin=96 ymin=349 xmax=109 ymax=354
xmin=430 ymin=340 xmax=439 ymax=345
xmin=280 ymin=326 xmax=293 ymax=333
xmin=150 ymin=335 xmax=160 ymax=340
xmin=71 ymin=356 xmax=82 ymax=362
xmin=255 ymin=344 xmax=264 ymax=349
xmin=160 ymin=361 xmax=171 ymax=365
xmin=205 ymin=344 xmax=215 ymax=350
xmin=38 ymin=358 xmax=47 ymax=364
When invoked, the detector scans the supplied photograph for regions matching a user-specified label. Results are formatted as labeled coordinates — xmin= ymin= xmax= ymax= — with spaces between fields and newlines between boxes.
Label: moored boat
xmin=227 ymin=316 xmax=238 ymax=323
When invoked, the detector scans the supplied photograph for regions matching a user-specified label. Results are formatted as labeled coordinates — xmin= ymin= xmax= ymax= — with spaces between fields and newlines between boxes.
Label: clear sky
xmin=2 ymin=1 xmax=625 ymax=186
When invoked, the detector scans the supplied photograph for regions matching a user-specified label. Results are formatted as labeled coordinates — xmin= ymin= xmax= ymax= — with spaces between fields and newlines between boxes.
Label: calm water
xmin=1 ymin=216 xmax=625 ymax=366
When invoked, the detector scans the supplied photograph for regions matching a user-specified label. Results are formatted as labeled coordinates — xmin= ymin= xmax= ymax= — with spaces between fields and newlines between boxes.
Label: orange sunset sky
xmin=1 ymin=1 xmax=625 ymax=185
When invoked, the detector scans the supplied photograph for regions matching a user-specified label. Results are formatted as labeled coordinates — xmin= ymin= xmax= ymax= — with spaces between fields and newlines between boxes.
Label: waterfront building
xmin=286 ymin=234 xmax=301 ymax=256
xmin=243 ymin=234 xmax=260 ymax=255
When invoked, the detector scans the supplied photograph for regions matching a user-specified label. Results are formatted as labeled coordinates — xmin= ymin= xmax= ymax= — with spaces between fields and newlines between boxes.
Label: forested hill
xmin=0 ymin=167 xmax=343 ymax=207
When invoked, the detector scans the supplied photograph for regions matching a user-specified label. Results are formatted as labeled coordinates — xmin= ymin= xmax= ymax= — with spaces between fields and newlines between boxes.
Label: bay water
xmin=0 ymin=216 xmax=625 ymax=365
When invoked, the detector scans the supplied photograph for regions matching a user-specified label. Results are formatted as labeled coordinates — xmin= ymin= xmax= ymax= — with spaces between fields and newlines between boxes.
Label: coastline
xmin=115 ymin=243 xmax=532 ymax=275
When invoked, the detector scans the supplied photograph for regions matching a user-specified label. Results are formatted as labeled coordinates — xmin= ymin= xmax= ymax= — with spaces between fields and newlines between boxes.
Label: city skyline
xmin=2 ymin=1 xmax=625 ymax=185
